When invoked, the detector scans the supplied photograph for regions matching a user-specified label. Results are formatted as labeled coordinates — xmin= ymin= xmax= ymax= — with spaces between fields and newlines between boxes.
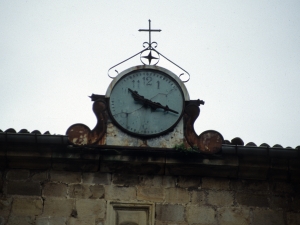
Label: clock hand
xmin=128 ymin=88 xmax=178 ymax=114
xmin=145 ymin=100 xmax=178 ymax=114
xmin=128 ymin=88 xmax=145 ymax=102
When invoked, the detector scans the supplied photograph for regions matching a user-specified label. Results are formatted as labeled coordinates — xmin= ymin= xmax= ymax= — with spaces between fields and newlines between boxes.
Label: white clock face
xmin=108 ymin=69 xmax=185 ymax=137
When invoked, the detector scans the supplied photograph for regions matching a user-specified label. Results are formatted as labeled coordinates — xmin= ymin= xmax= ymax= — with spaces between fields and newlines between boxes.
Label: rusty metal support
xmin=184 ymin=100 xmax=223 ymax=154
xmin=66 ymin=97 xmax=107 ymax=145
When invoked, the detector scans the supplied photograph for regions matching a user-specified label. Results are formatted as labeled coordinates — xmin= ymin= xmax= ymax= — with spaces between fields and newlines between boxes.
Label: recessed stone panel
xmin=107 ymin=201 xmax=154 ymax=225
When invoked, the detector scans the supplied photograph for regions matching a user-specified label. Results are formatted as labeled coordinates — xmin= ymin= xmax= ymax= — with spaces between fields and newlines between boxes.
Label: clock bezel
xmin=105 ymin=65 xmax=190 ymax=138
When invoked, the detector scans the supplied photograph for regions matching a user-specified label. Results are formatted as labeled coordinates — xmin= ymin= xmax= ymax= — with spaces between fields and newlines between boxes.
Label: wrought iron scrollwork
xmin=107 ymin=20 xmax=190 ymax=83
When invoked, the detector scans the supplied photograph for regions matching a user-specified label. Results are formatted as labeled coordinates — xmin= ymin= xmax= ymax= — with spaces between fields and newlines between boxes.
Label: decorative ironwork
xmin=108 ymin=20 xmax=190 ymax=82
xmin=138 ymin=19 xmax=161 ymax=49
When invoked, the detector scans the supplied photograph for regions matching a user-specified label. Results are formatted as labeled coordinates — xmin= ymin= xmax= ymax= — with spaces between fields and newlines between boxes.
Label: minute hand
xmin=128 ymin=88 xmax=179 ymax=114
xmin=146 ymin=100 xmax=179 ymax=114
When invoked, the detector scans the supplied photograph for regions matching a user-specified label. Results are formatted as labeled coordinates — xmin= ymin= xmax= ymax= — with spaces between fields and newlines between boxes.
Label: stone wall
xmin=1 ymin=169 xmax=299 ymax=225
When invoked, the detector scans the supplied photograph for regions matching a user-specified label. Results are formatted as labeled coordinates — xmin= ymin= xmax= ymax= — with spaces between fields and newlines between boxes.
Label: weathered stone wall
xmin=1 ymin=169 xmax=299 ymax=225
xmin=106 ymin=119 xmax=184 ymax=148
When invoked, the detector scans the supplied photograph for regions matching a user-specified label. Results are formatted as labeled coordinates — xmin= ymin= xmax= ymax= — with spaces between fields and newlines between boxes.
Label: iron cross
xmin=139 ymin=20 xmax=161 ymax=47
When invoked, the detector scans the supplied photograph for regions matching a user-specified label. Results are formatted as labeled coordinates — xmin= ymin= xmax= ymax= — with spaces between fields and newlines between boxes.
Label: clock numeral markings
xmin=157 ymin=81 xmax=160 ymax=89
xmin=143 ymin=76 xmax=152 ymax=86
xmin=131 ymin=80 xmax=140 ymax=89
xmin=147 ymin=77 xmax=152 ymax=85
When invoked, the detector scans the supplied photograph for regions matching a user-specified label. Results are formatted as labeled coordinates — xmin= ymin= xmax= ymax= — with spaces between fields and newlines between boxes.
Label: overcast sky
xmin=1 ymin=1 xmax=300 ymax=148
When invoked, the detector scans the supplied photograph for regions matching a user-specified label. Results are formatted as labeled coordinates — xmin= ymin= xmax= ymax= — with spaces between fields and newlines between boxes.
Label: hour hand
xmin=128 ymin=88 xmax=178 ymax=114
xmin=128 ymin=88 xmax=145 ymax=101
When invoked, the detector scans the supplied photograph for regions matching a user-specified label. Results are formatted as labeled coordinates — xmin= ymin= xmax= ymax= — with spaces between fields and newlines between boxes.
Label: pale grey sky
xmin=1 ymin=1 xmax=300 ymax=147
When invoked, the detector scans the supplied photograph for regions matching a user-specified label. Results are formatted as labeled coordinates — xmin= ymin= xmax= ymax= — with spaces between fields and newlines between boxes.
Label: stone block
xmin=43 ymin=198 xmax=75 ymax=217
xmin=69 ymin=184 xmax=90 ymax=199
xmin=0 ymin=197 xmax=12 ymax=207
xmin=287 ymin=212 xmax=300 ymax=225
xmin=11 ymin=197 xmax=43 ymax=216
xmin=186 ymin=205 xmax=216 ymax=224
xmin=82 ymin=172 xmax=111 ymax=185
xmin=7 ymin=181 xmax=41 ymax=196
xmin=236 ymin=193 xmax=269 ymax=207
xmin=155 ymin=222 xmax=187 ymax=225
xmin=139 ymin=175 xmax=163 ymax=187
xmin=217 ymin=207 xmax=250 ymax=225
xmin=69 ymin=184 xmax=104 ymax=199
xmin=230 ymin=180 xmax=269 ymax=194
xmin=177 ymin=176 xmax=201 ymax=188
xmin=269 ymin=195 xmax=288 ymax=209
xmin=105 ymin=186 xmax=136 ymax=201
xmin=207 ymin=191 xmax=234 ymax=206
xmin=112 ymin=173 xmax=139 ymax=186
xmin=162 ymin=176 xmax=176 ymax=188
xmin=89 ymin=185 xmax=105 ymax=199
xmin=271 ymin=181 xmax=295 ymax=194
xmin=68 ymin=217 xmax=95 ymax=225
xmin=165 ymin=188 xmax=189 ymax=204
xmin=0 ymin=216 xmax=5 ymax=225
xmin=202 ymin=177 xmax=230 ymax=190
xmin=252 ymin=209 xmax=284 ymax=225
xmin=137 ymin=186 xmax=164 ymax=202
xmin=50 ymin=170 xmax=81 ymax=183
xmin=43 ymin=182 xmax=68 ymax=197
xmin=6 ymin=215 xmax=35 ymax=225
xmin=6 ymin=169 xmax=29 ymax=181
xmin=32 ymin=171 xmax=48 ymax=182
xmin=156 ymin=204 xmax=185 ymax=222
xmin=0 ymin=197 xmax=13 ymax=219
xmin=290 ymin=196 xmax=300 ymax=211
xmin=36 ymin=216 xmax=67 ymax=225
xmin=191 ymin=190 xmax=205 ymax=205
xmin=75 ymin=199 xmax=106 ymax=219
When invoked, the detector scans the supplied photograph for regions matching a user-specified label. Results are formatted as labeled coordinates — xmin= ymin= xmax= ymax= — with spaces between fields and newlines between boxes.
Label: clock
xmin=105 ymin=65 xmax=189 ymax=137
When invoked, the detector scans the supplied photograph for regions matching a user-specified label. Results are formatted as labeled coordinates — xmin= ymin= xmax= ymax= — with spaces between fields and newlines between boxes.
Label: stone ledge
xmin=1 ymin=144 xmax=300 ymax=181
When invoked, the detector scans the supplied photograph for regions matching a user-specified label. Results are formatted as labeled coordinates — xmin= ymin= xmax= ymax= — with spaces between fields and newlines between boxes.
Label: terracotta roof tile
xmin=245 ymin=142 xmax=257 ymax=147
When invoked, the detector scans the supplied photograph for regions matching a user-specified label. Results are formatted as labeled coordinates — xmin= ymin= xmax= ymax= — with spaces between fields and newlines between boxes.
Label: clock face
xmin=108 ymin=68 xmax=185 ymax=137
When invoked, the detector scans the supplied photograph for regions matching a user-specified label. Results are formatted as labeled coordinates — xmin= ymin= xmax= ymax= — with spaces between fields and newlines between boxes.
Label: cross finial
xmin=138 ymin=20 xmax=161 ymax=47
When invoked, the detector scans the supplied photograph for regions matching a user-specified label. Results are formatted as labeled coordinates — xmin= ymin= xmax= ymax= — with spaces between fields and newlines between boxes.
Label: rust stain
xmin=184 ymin=100 xmax=223 ymax=154
xmin=66 ymin=99 xmax=108 ymax=146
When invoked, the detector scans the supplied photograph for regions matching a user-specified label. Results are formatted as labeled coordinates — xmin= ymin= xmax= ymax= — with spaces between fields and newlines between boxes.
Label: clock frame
xmin=105 ymin=65 xmax=190 ymax=137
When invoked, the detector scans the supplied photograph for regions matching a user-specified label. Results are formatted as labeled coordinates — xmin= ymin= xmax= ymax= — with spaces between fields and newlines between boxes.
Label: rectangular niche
xmin=107 ymin=201 xmax=155 ymax=225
